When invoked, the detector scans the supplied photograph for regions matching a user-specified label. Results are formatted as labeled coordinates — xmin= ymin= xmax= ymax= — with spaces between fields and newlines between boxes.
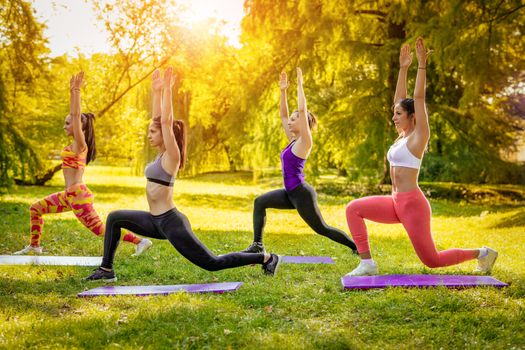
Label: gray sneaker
xmin=242 ymin=242 xmax=266 ymax=254
xmin=85 ymin=267 xmax=117 ymax=282
xmin=262 ymin=254 xmax=281 ymax=276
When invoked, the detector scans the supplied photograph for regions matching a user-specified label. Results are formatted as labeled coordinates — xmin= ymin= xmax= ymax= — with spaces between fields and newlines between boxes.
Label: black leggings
xmin=101 ymin=208 xmax=265 ymax=270
xmin=253 ymin=182 xmax=356 ymax=251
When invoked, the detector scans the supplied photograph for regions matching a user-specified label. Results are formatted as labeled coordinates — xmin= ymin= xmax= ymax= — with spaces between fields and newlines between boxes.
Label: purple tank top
xmin=280 ymin=140 xmax=306 ymax=191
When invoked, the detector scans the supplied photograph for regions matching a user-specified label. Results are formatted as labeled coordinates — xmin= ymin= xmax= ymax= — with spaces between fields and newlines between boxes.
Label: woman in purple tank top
xmin=243 ymin=68 xmax=357 ymax=254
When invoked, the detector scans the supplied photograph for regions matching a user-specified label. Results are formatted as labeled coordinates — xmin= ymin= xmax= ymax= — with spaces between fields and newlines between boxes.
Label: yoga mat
xmin=0 ymin=255 xmax=102 ymax=266
xmin=341 ymin=274 xmax=508 ymax=290
xmin=282 ymin=256 xmax=334 ymax=264
xmin=78 ymin=282 xmax=243 ymax=297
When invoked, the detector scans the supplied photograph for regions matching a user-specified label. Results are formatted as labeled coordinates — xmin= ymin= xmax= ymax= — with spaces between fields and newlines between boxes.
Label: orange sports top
xmin=61 ymin=145 xmax=87 ymax=169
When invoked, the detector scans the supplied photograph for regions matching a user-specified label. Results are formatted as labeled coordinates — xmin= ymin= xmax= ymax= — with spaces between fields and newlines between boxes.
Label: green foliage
xmin=0 ymin=0 xmax=523 ymax=186
xmin=238 ymin=0 xmax=525 ymax=183
xmin=0 ymin=0 xmax=49 ymax=186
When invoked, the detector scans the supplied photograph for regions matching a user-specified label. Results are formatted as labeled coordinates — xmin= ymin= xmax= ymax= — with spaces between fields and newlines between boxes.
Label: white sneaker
xmin=475 ymin=247 xmax=498 ymax=274
xmin=346 ymin=260 xmax=379 ymax=276
xmin=13 ymin=245 xmax=43 ymax=255
xmin=132 ymin=238 xmax=152 ymax=257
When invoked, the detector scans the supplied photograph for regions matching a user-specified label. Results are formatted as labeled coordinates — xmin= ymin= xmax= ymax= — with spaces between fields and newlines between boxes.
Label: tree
xmin=0 ymin=0 xmax=49 ymax=186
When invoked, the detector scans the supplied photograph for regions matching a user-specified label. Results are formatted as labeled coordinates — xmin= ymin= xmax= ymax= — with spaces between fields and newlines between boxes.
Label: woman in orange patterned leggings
xmin=14 ymin=72 xmax=152 ymax=256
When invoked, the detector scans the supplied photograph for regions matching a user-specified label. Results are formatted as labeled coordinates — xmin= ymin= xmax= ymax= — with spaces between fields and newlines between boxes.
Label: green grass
xmin=0 ymin=166 xmax=524 ymax=349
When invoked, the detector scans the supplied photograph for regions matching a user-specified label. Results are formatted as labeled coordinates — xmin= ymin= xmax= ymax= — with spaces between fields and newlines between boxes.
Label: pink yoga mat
xmin=342 ymin=274 xmax=508 ymax=290
xmin=78 ymin=282 xmax=243 ymax=297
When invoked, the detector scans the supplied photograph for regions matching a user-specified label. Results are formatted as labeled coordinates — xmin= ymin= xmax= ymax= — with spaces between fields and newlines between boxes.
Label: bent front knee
xmin=345 ymin=200 xmax=361 ymax=216
xmin=420 ymin=257 xmax=440 ymax=268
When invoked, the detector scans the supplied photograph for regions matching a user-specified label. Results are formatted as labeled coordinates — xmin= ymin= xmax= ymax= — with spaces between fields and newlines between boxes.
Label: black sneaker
xmin=242 ymin=242 xmax=266 ymax=254
xmin=262 ymin=254 xmax=281 ymax=276
xmin=85 ymin=267 xmax=117 ymax=282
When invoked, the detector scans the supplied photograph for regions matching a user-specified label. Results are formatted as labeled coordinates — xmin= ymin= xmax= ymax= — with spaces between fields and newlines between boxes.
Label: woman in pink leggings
xmin=345 ymin=38 xmax=498 ymax=276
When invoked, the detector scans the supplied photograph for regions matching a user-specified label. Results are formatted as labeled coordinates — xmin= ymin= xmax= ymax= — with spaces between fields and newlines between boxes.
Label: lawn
xmin=0 ymin=166 xmax=523 ymax=349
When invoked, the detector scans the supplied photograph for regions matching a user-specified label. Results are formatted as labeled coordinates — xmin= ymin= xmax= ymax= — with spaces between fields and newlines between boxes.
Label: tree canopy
xmin=0 ymin=0 xmax=523 ymax=187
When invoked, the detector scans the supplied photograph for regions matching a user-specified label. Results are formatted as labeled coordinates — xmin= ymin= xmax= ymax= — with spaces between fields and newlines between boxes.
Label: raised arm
xmin=294 ymin=67 xmax=312 ymax=155
xmin=394 ymin=43 xmax=412 ymax=104
xmin=69 ymin=72 xmax=87 ymax=153
xmin=279 ymin=71 xmax=293 ymax=141
xmin=160 ymin=67 xmax=180 ymax=173
xmin=151 ymin=69 xmax=162 ymax=119
xmin=412 ymin=37 xmax=432 ymax=150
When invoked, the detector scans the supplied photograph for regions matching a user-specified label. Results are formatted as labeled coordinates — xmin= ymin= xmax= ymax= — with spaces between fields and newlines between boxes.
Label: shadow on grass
xmin=490 ymin=210 xmax=525 ymax=229
xmin=182 ymin=171 xmax=255 ymax=185
xmin=174 ymin=193 xmax=255 ymax=211
xmin=422 ymin=201 xmax=523 ymax=218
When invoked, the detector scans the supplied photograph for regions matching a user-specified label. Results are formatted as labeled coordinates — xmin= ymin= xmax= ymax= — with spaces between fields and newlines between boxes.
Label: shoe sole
xmin=85 ymin=277 xmax=117 ymax=282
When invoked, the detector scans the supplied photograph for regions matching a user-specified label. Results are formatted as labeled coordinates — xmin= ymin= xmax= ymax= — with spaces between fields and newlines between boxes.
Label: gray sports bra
xmin=145 ymin=154 xmax=174 ymax=187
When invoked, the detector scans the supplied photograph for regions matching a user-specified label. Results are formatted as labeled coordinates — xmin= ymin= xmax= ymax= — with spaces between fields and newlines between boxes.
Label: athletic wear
xmin=387 ymin=137 xmax=421 ymax=169
xmin=26 ymin=183 xmax=142 ymax=248
xmin=345 ymin=187 xmax=478 ymax=268
xmin=132 ymin=238 xmax=153 ymax=257
xmin=476 ymin=247 xmax=498 ymax=273
xmin=262 ymin=254 xmax=281 ymax=275
xmin=345 ymin=259 xmax=378 ymax=276
xmin=100 ymin=208 xmax=266 ymax=271
xmin=13 ymin=245 xmax=43 ymax=255
xmin=242 ymin=241 xmax=266 ymax=254
xmin=145 ymin=154 xmax=174 ymax=187
xmin=249 ymin=183 xmax=357 ymax=251
xmin=85 ymin=267 xmax=117 ymax=282
xmin=280 ymin=140 xmax=306 ymax=191
xmin=61 ymin=145 xmax=87 ymax=169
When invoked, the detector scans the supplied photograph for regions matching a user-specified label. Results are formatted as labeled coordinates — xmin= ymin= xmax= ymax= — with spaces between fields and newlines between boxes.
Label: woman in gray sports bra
xmin=86 ymin=67 xmax=281 ymax=282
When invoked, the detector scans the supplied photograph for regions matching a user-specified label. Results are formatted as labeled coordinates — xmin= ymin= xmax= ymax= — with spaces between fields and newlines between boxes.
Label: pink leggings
xmin=345 ymin=187 xmax=478 ymax=268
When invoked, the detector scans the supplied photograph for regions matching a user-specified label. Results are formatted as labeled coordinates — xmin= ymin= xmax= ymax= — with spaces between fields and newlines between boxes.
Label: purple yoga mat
xmin=341 ymin=274 xmax=508 ymax=290
xmin=78 ymin=282 xmax=243 ymax=297
xmin=282 ymin=256 xmax=334 ymax=264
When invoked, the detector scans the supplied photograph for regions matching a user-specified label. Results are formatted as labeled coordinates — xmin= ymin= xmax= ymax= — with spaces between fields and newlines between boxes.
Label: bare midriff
xmin=390 ymin=166 xmax=419 ymax=193
xmin=146 ymin=182 xmax=175 ymax=215
xmin=63 ymin=168 xmax=84 ymax=189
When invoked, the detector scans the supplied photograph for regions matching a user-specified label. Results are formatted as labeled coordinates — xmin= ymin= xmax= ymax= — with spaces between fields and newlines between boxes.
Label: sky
xmin=31 ymin=0 xmax=245 ymax=57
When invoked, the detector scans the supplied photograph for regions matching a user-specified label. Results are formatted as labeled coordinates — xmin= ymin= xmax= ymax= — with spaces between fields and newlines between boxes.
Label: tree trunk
xmin=15 ymin=163 xmax=61 ymax=186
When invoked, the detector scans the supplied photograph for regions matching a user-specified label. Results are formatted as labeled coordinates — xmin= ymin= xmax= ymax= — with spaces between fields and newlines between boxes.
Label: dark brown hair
xmin=81 ymin=113 xmax=96 ymax=164
xmin=292 ymin=110 xmax=318 ymax=130
xmin=152 ymin=118 xmax=187 ymax=169
xmin=397 ymin=98 xmax=415 ymax=117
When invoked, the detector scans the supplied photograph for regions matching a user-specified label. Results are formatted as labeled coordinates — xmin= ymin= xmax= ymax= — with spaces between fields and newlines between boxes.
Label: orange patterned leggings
xmin=29 ymin=183 xmax=142 ymax=246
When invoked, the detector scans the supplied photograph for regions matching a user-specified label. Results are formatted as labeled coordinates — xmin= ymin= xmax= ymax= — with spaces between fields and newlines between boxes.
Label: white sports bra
xmin=387 ymin=137 xmax=422 ymax=169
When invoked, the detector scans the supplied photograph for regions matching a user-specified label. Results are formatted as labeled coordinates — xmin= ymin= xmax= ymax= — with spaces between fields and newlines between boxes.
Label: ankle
xmin=100 ymin=266 xmax=112 ymax=272
xmin=478 ymin=248 xmax=488 ymax=258
xmin=361 ymin=259 xmax=376 ymax=265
